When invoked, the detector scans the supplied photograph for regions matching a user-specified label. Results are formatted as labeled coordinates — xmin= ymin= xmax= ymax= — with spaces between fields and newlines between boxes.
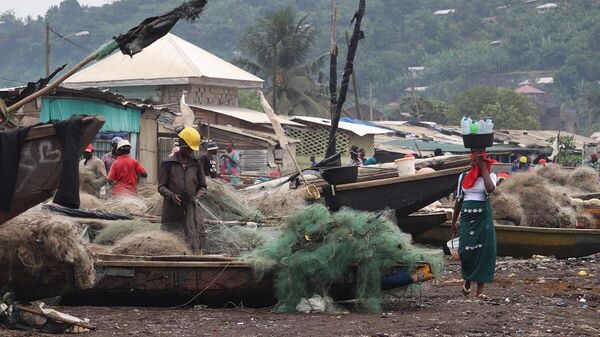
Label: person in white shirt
xmin=450 ymin=149 xmax=498 ymax=301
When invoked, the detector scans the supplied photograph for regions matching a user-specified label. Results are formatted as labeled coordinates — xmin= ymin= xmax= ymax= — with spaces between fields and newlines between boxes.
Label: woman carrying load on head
xmin=450 ymin=149 xmax=498 ymax=300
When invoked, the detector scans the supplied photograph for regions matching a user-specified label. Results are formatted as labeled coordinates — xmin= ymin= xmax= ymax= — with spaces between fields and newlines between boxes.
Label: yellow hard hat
xmin=519 ymin=156 xmax=528 ymax=164
xmin=178 ymin=127 xmax=201 ymax=151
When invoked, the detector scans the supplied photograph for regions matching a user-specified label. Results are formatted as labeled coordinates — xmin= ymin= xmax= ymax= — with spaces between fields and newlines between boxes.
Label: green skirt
xmin=459 ymin=200 xmax=497 ymax=283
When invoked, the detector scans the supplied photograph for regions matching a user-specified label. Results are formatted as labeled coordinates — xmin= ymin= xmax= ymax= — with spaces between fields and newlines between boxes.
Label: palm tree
xmin=237 ymin=7 xmax=328 ymax=116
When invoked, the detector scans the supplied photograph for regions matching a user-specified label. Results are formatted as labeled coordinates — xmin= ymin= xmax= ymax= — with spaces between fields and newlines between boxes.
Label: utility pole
xmin=410 ymin=68 xmax=421 ymax=122
xmin=272 ymin=45 xmax=277 ymax=114
xmin=45 ymin=22 xmax=51 ymax=77
xmin=588 ymin=95 xmax=592 ymax=137
xmin=346 ymin=30 xmax=360 ymax=120
xmin=369 ymin=80 xmax=373 ymax=121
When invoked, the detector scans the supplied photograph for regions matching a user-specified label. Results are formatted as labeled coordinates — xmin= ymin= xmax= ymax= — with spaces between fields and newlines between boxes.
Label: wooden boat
xmin=415 ymin=222 xmax=600 ymax=259
xmin=61 ymin=254 xmax=434 ymax=307
xmin=321 ymin=166 xmax=468 ymax=217
xmin=0 ymin=116 xmax=105 ymax=224
xmin=398 ymin=211 xmax=451 ymax=236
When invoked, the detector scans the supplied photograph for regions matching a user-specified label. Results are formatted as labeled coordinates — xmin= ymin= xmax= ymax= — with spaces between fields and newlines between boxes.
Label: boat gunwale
xmin=333 ymin=166 xmax=469 ymax=192
xmin=96 ymin=258 xmax=428 ymax=269
xmin=439 ymin=221 xmax=600 ymax=235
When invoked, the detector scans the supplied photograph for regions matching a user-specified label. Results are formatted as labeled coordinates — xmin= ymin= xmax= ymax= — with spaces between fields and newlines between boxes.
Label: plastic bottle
xmin=485 ymin=118 xmax=494 ymax=133
xmin=477 ymin=118 xmax=486 ymax=134
xmin=470 ymin=123 xmax=478 ymax=134
xmin=466 ymin=117 xmax=473 ymax=134
xmin=461 ymin=117 xmax=470 ymax=135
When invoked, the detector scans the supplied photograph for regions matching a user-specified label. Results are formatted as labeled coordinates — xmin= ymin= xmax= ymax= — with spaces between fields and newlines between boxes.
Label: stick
xmin=14 ymin=304 xmax=96 ymax=330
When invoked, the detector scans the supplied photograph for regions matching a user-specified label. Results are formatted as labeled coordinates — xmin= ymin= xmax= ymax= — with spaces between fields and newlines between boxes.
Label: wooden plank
xmin=96 ymin=254 xmax=236 ymax=262
xmin=24 ymin=115 xmax=104 ymax=141
xmin=97 ymin=260 xmax=251 ymax=268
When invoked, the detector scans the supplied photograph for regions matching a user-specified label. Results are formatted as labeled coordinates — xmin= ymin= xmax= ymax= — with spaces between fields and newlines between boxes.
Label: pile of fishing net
xmin=241 ymin=184 xmax=308 ymax=218
xmin=492 ymin=165 xmax=600 ymax=228
xmin=203 ymin=222 xmax=279 ymax=256
xmin=244 ymin=204 xmax=444 ymax=313
xmin=92 ymin=220 xmax=160 ymax=245
xmin=92 ymin=219 xmax=275 ymax=257
xmin=110 ymin=231 xmax=192 ymax=256
xmin=79 ymin=192 xmax=148 ymax=215
xmin=0 ymin=212 xmax=95 ymax=300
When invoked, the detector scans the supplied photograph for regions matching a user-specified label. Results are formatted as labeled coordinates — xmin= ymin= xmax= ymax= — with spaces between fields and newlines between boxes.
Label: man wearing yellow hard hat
xmin=511 ymin=155 xmax=530 ymax=172
xmin=158 ymin=127 xmax=207 ymax=252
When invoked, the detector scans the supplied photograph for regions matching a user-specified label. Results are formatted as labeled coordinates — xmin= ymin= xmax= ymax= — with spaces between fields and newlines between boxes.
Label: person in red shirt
xmin=107 ymin=139 xmax=147 ymax=196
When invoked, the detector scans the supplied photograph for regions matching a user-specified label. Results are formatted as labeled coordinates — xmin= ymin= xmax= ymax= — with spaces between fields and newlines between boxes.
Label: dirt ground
xmin=3 ymin=254 xmax=599 ymax=337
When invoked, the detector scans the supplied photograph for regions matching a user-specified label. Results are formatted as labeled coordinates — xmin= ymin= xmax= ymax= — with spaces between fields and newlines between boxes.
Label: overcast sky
xmin=1 ymin=0 xmax=116 ymax=18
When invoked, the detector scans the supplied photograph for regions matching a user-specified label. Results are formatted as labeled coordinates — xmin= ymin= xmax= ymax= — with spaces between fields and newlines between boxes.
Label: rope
xmin=170 ymin=261 xmax=232 ymax=309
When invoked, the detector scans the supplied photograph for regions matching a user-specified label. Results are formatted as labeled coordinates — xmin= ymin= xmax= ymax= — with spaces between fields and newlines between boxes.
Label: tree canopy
xmin=236 ymin=7 xmax=327 ymax=116
xmin=448 ymin=86 xmax=540 ymax=130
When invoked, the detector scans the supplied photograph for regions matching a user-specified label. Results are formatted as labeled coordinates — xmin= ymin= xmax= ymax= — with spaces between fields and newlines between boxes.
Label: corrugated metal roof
xmin=515 ymin=85 xmax=546 ymax=94
xmin=64 ymin=34 xmax=263 ymax=89
xmin=376 ymin=121 xmax=464 ymax=144
xmin=290 ymin=116 xmax=393 ymax=137
xmin=191 ymin=104 xmax=303 ymax=126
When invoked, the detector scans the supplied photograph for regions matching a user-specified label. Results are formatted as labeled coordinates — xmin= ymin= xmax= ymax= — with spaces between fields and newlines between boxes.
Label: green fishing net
xmin=244 ymin=204 xmax=444 ymax=313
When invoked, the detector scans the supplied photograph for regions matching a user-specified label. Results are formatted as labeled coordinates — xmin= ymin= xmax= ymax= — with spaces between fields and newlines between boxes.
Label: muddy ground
xmin=4 ymin=254 xmax=599 ymax=337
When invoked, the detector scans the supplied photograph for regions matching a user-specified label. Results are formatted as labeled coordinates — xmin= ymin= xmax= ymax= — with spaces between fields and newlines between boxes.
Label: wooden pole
xmin=346 ymin=30 xmax=361 ymax=120
xmin=45 ymin=22 xmax=51 ymax=77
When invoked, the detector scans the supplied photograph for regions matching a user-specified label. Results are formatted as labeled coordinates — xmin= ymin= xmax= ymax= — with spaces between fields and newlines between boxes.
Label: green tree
xmin=400 ymin=97 xmax=448 ymax=124
xmin=447 ymin=86 xmax=540 ymax=129
xmin=236 ymin=7 xmax=327 ymax=116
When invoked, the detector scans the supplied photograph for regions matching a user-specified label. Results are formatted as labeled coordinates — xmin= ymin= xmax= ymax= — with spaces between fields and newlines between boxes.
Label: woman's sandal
xmin=461 ymin=282 xmax=471 ymax=297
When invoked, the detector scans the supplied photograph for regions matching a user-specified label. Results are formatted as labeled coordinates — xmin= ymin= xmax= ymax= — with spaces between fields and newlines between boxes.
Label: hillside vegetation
xmin=1 ymin=0 xmax=599 ymax=129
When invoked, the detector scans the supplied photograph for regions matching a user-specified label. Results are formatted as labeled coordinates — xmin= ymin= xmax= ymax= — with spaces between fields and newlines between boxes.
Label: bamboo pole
xmin=7 ymin=40 xmax=118 ymax=113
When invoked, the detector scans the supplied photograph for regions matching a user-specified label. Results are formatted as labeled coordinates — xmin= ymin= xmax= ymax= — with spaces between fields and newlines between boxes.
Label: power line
xmin=49 ymin=27 xmax=90 ymax=52
xmin=0 ymin=76 xmax=27 ymax=84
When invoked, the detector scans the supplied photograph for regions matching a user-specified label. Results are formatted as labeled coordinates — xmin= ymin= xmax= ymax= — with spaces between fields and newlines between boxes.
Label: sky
xmin=1 ymin=0 xmax=116 ymax=18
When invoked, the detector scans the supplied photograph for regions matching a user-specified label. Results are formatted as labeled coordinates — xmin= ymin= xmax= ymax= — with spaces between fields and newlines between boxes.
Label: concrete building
xmin=64 ymin=33 xmax=263 ymax=106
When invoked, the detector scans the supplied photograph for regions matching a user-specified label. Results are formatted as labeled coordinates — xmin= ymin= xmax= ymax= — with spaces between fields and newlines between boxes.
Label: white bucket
xmin=446 ymin=238 xmax=460 ymax=260
xmin=394 ymin=157 xmax=416 ymax=177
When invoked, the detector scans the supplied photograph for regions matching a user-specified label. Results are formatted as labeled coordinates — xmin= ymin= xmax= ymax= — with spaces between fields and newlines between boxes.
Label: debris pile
xmin=492 ymin=165 xmax=600 ymax=228
xmin=244 ymin=204 xmax=444 ymax=313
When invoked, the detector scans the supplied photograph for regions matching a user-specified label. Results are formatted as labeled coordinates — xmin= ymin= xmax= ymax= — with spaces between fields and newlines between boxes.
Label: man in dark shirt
xmin=199 ymin=141 xmax=219 ymax=178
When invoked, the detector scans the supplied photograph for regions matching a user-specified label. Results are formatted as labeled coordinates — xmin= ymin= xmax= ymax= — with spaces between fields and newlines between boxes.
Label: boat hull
xmin=416 ymin=222 xmax=600 ymax=259
xmin=397 ymin=211 xmax=451 ymax=236
xmin=62 ymin=256 xmax=432 ymax=307
xmin=322 ymin=167 xmax=467 ymax=217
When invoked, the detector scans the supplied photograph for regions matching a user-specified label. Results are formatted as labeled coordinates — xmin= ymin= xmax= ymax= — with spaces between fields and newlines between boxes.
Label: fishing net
xmin=201 ymin=179 xmax=259 ymax=221
xmin=241 ymin=184 xmax=307 ymax=218
xmin=110 ymin=231 xmax=191 ymax=256
xmin=0 ymin=212 xmax=95 ymax=292
xmin=493 ymin=168 xmax=593 ymax=228
xmin=244 ymin=204 xmax=444 ymax=313
xmin=92 ymin=220 xmax=160 ymax=245
xmin=567 ymin=167 xmax=600 ymax=192
xmin=203 ymin=223 xmax=279 ymax=256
